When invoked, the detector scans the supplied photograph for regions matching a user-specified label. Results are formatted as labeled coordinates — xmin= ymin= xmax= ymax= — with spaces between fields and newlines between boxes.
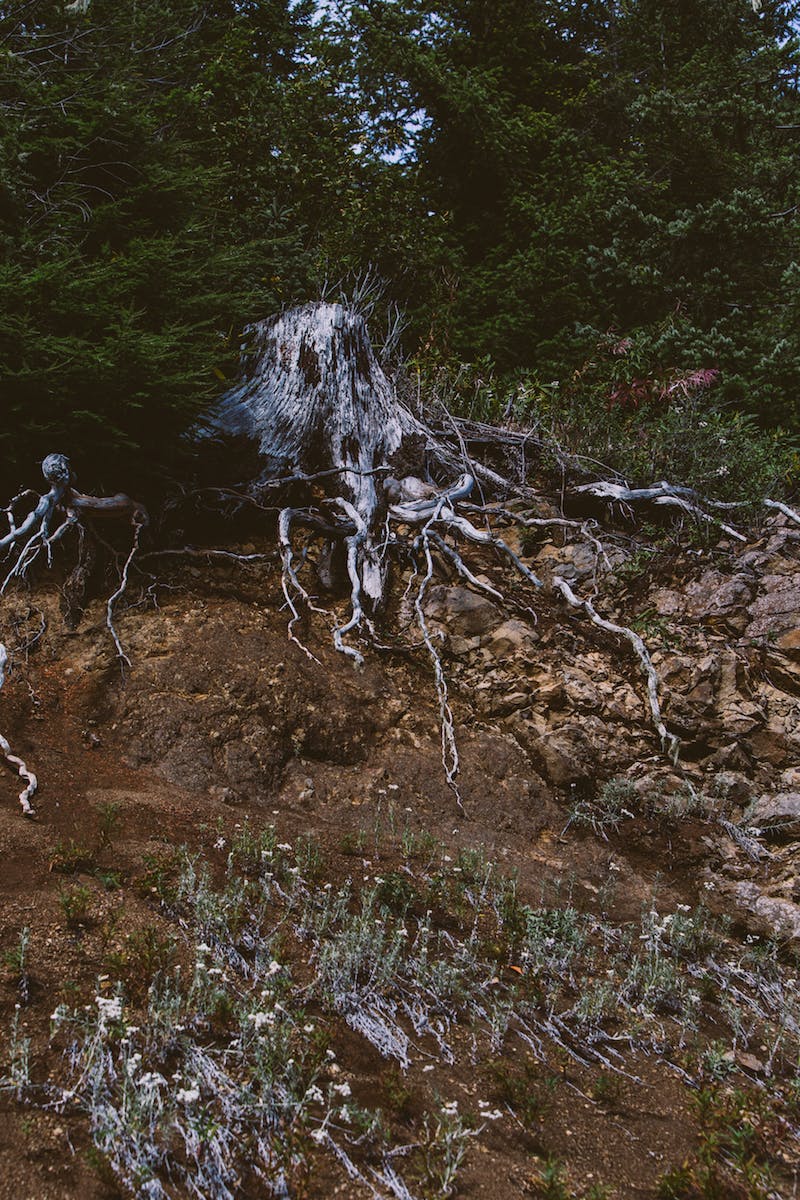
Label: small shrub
xmin=48 ymin=838 xmax=95 ymax=875
xmin=59 ymin=884 xmax=93 ymax=928
xmin=94 ymin=801 xmax=122 ymax=850
xmin=590 ymin=1073 xmax=621 ymax=1108
xmin=2 ymin=927 xmax=30 ymax=1002
xmin=488 ymin=1058 xmax=547 ymax=1127
xmin=375 ymin=871 xmax=418 ymax=914
xmin=383 ymin=1065 xmax=414 ymax=1121
xmin=339 ymin=830 xmax=367 ymax=856
xmin=412 ymin=1104 xmax=476 ymax=1199
xmin=529 ymin=1156 xmax=571 ymax=1200
xmin=565 ymin=779 xmax=638 ymax=839
xmin=106 ymin=926 xmax=176 ymax=994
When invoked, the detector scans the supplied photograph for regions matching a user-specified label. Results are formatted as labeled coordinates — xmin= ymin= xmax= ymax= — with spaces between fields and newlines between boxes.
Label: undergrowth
xmin=2 ymin=817 xmax=799 ymax=1198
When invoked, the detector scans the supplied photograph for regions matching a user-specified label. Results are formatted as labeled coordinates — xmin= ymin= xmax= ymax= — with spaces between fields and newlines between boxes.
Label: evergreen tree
xmin=339 ymin=0 xmax=800 ymax=424
xmin=0 ymin=0 xmax=359 ymax=485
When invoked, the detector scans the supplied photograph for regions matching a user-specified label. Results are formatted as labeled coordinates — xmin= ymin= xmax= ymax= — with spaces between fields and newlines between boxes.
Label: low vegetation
xmin=3 ymin=810 xmax=799 ymax=1198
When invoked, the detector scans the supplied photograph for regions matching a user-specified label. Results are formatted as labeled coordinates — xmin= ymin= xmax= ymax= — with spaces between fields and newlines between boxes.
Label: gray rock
xmin=734 ymin=882 xmax=800 ymax=941
xmin=423 ymin=585 xmax=502 ymax=638
xmin=746 ymin=791 xmax=800 ymax=836
xmin=746 ymin=576 xmax=800 ymax=639
xmin=483 ymin=619 xmax=537 ymax=657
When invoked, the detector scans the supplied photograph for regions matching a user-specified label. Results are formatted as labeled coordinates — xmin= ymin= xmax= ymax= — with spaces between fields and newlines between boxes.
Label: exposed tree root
xmin=1 ymin=455 xmax=148 ymax=667
xmin=0 ymin=457 xmax=148 ymax=809
xmin=763 ymin=498 xmax=800 ymax=527
xmin=6 ymin=302 xmax=796 ymax=814
xmin=106 ymin=513 xmax=146 ymax=668
xmin=552 ymin=576 xmax=680 ymax=764
xmin=571 ymin=480 xmax=748 ymax=542
xmin=0 ymin=644 xmax=37 ymax=816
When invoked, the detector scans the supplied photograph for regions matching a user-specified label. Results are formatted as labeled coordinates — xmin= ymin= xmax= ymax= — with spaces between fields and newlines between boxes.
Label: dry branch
xmin=571 ymin=480 xmax=747 ymax=542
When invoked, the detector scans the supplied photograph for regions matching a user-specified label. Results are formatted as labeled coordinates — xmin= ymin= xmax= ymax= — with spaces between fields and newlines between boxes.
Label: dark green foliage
xmin=4 ymin=0 xmax=800 ymax=481
xmin=339 ymin=0 xmax=800 ymax=431
xmin=0 ymin=0 xmax=361 ymax=484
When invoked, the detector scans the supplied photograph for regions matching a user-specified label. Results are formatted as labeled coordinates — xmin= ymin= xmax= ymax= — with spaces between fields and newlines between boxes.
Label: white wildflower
xmin=332 ymin=1081 xmax=351 ymax=1097
xmin=250 ymin=1011 xmax=274 ymax=1031
xmin=125 ymin=1053 xmax=142 ymax=1078
xmin=95 ymin=996 xmax=123 ymax=1026
xmin=138 ymin=1072 xmax=166 ymax=1091
xmin=176 ymin=1085 xmax=201 ymax=1105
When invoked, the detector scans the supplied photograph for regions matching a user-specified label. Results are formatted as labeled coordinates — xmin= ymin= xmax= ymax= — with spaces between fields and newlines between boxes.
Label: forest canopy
xmin=2 ymin=0 xmax=800 ymax=487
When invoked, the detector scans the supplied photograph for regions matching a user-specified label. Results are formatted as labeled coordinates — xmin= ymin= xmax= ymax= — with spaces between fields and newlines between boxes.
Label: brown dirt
xmin=0 ymin=566 xmax=795 ymax=1199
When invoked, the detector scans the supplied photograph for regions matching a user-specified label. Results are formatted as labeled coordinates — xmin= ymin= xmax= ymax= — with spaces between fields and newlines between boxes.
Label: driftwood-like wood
xmin=0 ymin=643 xmax=36 ymax=815
xmin=11 ymin=300 xmax=775 ymax=811
xmin=212 ymin=302 xmax=420 ymax=607
xmin=1 ymin=455 xmax=148 ymax=663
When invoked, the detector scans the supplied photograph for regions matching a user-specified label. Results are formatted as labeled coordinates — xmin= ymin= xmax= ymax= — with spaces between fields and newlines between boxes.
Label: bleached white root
xmin=331 ymin=498 xmax=368 ymax=666
xmin=106 ymin=516 xmax=145 ymax=667
xmin=413 ymin=532 xmax=463 ymax=811
xmin=140 ymin=548 xmax=275 ymax=564
xmin=552 ymin=576 xmax=680 ymax=763
xmin=2 ymin=455 xmax=149 ymax=667
xmin=764 ymin=498 xmax=800 ymax=527
xmin=427 ymin=532 xmax=504 ymax=601
xmin=277 ymin=508 xmax=323 ymax=663
xmin=1 ymin=455 xmax=73 ymax=592
xmin=0 ymin=644 xmax=37 ymax=816
xmin=572 ymin=480 xmax=747 ymax=542
xmin=390 ymin=474 xmax=543 ymax=589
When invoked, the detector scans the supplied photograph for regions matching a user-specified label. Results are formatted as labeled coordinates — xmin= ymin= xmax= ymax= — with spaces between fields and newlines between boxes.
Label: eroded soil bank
xmin=1 ymin=520 xmax=799 ymax=1199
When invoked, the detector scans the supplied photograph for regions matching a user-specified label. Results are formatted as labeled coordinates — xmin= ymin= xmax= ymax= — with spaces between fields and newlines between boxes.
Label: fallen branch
xmin=763 ymin=498 xmax=800 ymax=527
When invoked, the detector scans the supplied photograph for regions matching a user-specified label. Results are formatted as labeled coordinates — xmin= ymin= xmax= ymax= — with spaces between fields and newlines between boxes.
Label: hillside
xmin=1 ymin=471 xmax=800 ymax=1199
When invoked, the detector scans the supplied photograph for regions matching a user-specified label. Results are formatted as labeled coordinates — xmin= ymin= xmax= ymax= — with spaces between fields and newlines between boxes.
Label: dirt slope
xmin=0 ymin=521 xmax=799 ymax=1199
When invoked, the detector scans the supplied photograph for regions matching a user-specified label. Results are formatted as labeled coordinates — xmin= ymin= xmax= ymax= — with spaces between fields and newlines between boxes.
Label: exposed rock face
xmin=97 ymin=514 xmax=800 ymax=942
xmin=733 ymin=884 xmax=800 ymax=941
xmin=6 ymin=500 xmax=800 ymax=941
xmin=414 ymin=514 xmax=800 ymax=941
xmin=745 ymin=575 xmax=800 ymax=638
xmin=746 ymin=792 xmax=800 ymax=837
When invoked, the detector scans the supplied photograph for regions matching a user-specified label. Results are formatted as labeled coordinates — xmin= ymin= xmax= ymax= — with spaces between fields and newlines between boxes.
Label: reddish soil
xmin=0 ymin=570 xmax=794 ymax=1199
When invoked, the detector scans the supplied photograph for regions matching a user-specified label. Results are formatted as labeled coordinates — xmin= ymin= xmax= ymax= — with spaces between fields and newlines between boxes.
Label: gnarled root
xmin=0 ymin=644 xmax=37 ymax=816
xmin=552 ymin=576 xmax=680 ymax=763
xmin=571 ymin=480 xmax=746 ymax=542
xmin=2 ymin=455 xmax=148 ymax=664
